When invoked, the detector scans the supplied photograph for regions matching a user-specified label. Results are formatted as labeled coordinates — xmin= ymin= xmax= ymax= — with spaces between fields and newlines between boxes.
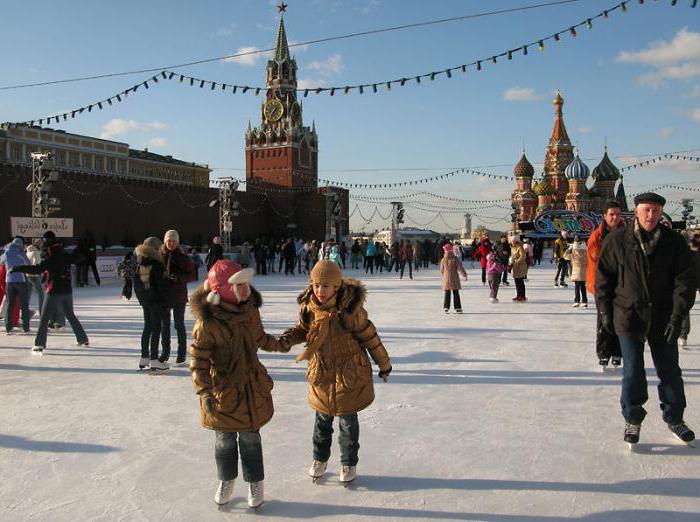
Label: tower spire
xmin=274 ymin=7 xmax=290 ymax=62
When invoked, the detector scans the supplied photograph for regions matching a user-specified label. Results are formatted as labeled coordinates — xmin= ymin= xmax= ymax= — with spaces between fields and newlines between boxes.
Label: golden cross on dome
xmin=277 ymin=2 xmax=288 ymax=13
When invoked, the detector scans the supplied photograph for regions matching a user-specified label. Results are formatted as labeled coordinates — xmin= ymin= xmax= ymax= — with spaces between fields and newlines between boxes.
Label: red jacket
xmin=475 ymin=242 xmax=492 ymax=269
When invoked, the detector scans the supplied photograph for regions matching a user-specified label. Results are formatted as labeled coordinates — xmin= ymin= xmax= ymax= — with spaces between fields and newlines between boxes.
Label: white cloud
xmin=213 ymin=23 xmax=237 ymax=38
xmin=638 ymin=62 xmax=700 ymax=87
xmin=576 ymin=127 xmax=593 ymax=134
xmin=692 ymin=108 xmax=700 ymax=122
xmin=305 ymin=54 xmax=344 ymax=76
xmin=617 ymin=28 xmax=700 ymax=88
xmin=146 ymin=137 xmax=168 ymax=148
xmin=354 ymin=0 xmax=380 ymax=15
xmin=99 ymin=119 xmax=167 ymax=139
xmin=297 ymin=78 xmax=328 ymax=90
xmin=503 ymin=87 xmax=539 ymax=102
xmin=616 ymin=28 xmax=700 ymax=67
xmin=223 ymin=46 xmax=269 ymax=66
xmin=659 ymin=127 xmax=674 ymax=138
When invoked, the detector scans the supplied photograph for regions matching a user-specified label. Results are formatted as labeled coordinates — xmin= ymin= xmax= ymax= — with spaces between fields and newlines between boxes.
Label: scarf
xmin=634 ymin=219 xmax=661 ymax=257
xmin=295 ymin=295 xmax=339 ymax=362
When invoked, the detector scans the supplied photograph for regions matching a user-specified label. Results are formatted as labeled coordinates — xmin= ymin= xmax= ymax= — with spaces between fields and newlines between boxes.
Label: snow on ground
xmin=1 ymin=263 xmax=699 ymax=521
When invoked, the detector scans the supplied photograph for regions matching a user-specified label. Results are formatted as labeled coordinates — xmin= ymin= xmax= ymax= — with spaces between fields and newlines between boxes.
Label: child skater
xmin=440 ymin=243 xmax=468 ymax=313
xmin=188 ymin=260 xmax=289 ymax=508
xmin=486 ymin=249 xmax=505 ymax=304
xmin=569 ymin=234 xmax=588 ymax=308
xmin=278 ymin=260 xmax=391 ymax=485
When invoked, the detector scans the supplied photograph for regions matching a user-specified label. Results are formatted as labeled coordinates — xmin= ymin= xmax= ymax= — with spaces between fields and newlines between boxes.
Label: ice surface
xmin=1 ymin=265 xmax=699 ymax=521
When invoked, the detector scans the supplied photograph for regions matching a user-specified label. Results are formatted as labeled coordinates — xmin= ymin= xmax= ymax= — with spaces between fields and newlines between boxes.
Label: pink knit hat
xmin=443 ymin=244 xmax=452 ymax=253
xmin=204 ymin=260 xmax=254 ymax=305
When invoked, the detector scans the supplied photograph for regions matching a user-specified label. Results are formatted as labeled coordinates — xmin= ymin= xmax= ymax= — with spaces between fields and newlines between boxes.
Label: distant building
xmin=511 ymin=92 xmax=627 ymax=220
xmin=374 ymin=227 xmax=441 ymax=245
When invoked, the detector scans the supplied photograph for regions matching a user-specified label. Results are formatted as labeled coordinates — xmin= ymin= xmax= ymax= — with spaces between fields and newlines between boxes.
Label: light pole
xmin=28 ymin=152 xmax=59 ymax=220
xmin=212 ymin=177 xmax=240 ymax=252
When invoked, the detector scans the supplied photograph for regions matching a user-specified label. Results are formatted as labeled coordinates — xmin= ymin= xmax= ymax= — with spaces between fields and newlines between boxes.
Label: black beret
xmin=633 ymin=192 xmax=666 ymax=207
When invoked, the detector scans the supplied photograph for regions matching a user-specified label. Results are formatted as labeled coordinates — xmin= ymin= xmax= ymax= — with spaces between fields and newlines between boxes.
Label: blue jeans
xmin=618 ymin=335 xmax=686 ymax=425
xmin=35 ymin=293 xmax=88 ymax=348
xmin=313 ymin=412 xmax=360 ymax=466
xmin=215 ymin=431 xmax=264 ymax=482
xmin=161 ymin=302 xmax=186 ymax=360
xmin=4 ymin=282 xmax=30 ymax=333
xmin=141 ymin=305 xmax=165 ymax=360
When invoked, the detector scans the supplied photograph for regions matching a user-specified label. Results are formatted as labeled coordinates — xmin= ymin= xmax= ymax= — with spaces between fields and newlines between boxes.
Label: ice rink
xmin=1 ymin=264 xmax=699 ymax=521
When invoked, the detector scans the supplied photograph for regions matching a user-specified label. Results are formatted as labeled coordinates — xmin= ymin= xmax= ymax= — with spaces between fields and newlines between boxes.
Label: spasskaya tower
xmin=245 ymin=5 xmax=319 ymax=192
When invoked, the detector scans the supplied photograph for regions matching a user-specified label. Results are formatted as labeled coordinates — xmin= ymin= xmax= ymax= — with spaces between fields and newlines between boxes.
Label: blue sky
xmin=1 ymin=0 xmax=699 ymax=232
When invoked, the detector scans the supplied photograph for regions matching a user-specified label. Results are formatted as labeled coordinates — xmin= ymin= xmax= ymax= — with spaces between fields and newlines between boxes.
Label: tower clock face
xmin=264 ymin=99 xmax=284 ymax=122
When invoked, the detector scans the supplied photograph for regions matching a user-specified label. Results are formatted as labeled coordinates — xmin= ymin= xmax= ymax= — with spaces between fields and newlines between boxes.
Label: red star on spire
xmin=277 ymin=2 xmax=287 ymax=13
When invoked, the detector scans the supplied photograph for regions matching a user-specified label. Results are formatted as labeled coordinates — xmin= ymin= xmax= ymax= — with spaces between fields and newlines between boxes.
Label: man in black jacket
xmin=595 ymin=192 xmax=697 ymax=447
xmin=10 ymin=231 xmax=89 ymax=353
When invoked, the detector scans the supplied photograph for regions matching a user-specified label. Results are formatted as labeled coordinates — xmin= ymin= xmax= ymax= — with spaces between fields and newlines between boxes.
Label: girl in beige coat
xmin=439 ymin=243 xmax=468 ymax=313
xmin=510 ymin=236 xmax=528 ymax=302
xmin=568 ymin=235 xmax=588 ymax=308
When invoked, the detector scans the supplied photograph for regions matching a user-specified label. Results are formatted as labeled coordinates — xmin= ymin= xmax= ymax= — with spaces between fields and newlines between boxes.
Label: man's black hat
xmin=633 ymin=192 xmax=666 ymax=207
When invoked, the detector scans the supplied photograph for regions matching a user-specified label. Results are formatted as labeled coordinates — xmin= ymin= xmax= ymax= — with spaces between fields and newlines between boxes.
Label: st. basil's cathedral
xmin=511 ymin=92 xmax=628 ymax=223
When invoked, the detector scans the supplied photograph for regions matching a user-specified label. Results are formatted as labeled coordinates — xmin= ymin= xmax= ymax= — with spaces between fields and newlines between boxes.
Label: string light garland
xmin=6 ymin=0 xmax=695 ymax=126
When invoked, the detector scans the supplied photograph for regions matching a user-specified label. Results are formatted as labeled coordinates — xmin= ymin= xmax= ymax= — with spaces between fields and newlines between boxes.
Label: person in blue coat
xmin=0 ymin=237 xmax=31 ymax=334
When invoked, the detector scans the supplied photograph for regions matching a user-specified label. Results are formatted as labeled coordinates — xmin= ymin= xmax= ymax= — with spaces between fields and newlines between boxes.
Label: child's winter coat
xmin=281 ymin=278 xmax=391 ymax=417
xmin=486 ymin=252 xmax=505 ymax=274
xmin=189 ymin=285 xmax=284 ymax=432
xmin=570 ymin=241 xmax=588 ymax=282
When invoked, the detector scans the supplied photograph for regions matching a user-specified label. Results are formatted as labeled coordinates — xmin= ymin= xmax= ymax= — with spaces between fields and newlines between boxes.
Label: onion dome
xmin=514 ymin=153 xmax=535 ymax=178
xmin=564 ymin=154 xmax=590 ymax=181
xmin=592 ymin=150 xmax=620 ymax=182
xmin=533 ymin=179 xmax=554 ymax=196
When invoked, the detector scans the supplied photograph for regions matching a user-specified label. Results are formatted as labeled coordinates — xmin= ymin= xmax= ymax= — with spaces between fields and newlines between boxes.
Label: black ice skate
xmin=611 ymin=356 xmax=622 ymax=368
xmin=624 ymin=423 xmax=641 ymax=449
xmin=668 ymin=422 xmax=696 ymax=447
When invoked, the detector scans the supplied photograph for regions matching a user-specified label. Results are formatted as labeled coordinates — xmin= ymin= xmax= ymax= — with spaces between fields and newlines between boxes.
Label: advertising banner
xmin=10 ymin=217 xmax=73 ymax=238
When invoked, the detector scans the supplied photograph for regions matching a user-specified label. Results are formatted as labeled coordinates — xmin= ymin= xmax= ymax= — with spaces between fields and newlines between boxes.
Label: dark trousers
xmin=487 ymin=273 xmax=501 ymax=299
xmin=596 ymin=311 xmax=621 ymax=361
xmin=267 ymin=257 xmax=276 ymax=273
xmin=574 ymin=281 xmax=588 ymax=304
xmin=256 ymin=259 xmax=266 ymax=276
xmin=365 ymin=256 xmax=374 ymax=274
xmin=481 ymin=267 xmax=487 ymax=284
xmin=313 ymin=412 xmax=360 ymax=466
xmin=554 ymin=259 xmax=568 ymax=284
xmin=400 ymin=260 xmax=412 ymax=278
xmin=35 ymin=293 xmax=88 ymax=347
xmin=502 ymin=270 xmax=508 ymax=284
xmin=161 ymin=302 xmax=187 ymax=360
xmin=284 ymin=257 xmax=295 ymax=275
xmin=680 ymin=313 xmax=691 ymax=339
xmin=5 ymin=282 xmax=30 ymax=333
xmin=215 ymin=431 xmax=264 ymax=482
xmin=618 ymin=334 xmax=686 ymax=425
xmin=514 ymin=278 xmax=526 ymax=299
xmin=443 ymin=289 xmax=462 ymax=310
xmin=76 ymin=264 xmax=88 ymax=286
xmin=387 ymin=258 xmax=399 ymax=272
xmin=141 ymin=305 xmax=165 ymax=360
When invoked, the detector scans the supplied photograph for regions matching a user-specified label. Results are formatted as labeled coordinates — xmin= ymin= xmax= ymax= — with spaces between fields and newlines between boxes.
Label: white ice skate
xmin=339 ymin=465 xmax=356 ymax=486
xmin=572 ymin=303 xmax=579 ymax=308
xmin=679 ymin=338 xmax=688 ymax=350
xmin=309 ymin=460 xmax=327 ymax=482
xmin=247 ymin=481 xmax=264 ymax=508
xmin=138 ymin=358 xmax=150 ymax=370
xmin=32 ymin=345 xmax=44 ymax=355
xmin=149 ymin=359 xmax=169 ymax=374
xmin=214 ymin=479 xmax=235 ymax=506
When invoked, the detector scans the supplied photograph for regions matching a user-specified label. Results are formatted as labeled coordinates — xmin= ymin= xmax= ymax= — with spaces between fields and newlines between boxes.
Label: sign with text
xmin=531 ymin=210 xmax=672 ymax=237
xmin=10 ymin=217 xmax=74 ymax=238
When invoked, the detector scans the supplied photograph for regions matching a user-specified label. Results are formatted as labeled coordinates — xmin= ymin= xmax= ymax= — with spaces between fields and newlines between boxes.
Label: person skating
xmin=475 ymin=237 xmax=492 ymax=286
xmin=278 ymin=260 xmax=391 ymax=484
xmin=161 ymin=230 xmax=196 ymax=366
xmin=25 ymin=241 xmax=45 ymax=315
xmin=131 ymin=237 xmax=171 ymax=370
xmin=486 ymin=249 xmax=505 ymax=304
xmin=553 ymin=231 xmax=569 ymax=287
xmin=206 ymin=236 xmax=224 ymax=271
xmin=364 ymin=241 xmax=376 ymax=274
xmin=569 ymin=235 xmax=588 ymax=309
xmin=10 ymin=232 xmax=89 ymax=353
xmin=399 ymin=240 xmax=413 ymax=280
xmin=510 ymin=235 xmax=528 ymax=302
xmin=498 ymin=236 xmax=511 ymax=286
xmin=189 ymin=260 xmax=287 ymax=508
xmin=587 ymin=200 xmax=624 ymax=369
xmin=595 ymin=192 xmax=697 ymax=448
xmin=117 ymin=250 xmax=136 ymax=300
xmin=440 ymin=244 xmax=468 ymax=313
xmin=1 ymin=237 xmax=32 ymax=335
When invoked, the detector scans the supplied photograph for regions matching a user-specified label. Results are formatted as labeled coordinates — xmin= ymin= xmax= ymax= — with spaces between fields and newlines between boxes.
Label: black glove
xmin=599 ymin=314 xmax=615 ymax=336
xmin=201 ymin=394 xmax=215 ymax=416
xmin=168 ymin=272 xmax=178 ymax=282
xmin=378 ymin=365 xmax=392 ymax=383
xmin=664 ymin=317 xmax=682 ymax=345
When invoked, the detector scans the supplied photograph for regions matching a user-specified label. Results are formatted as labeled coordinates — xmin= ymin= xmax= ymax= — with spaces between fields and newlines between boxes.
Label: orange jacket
xmin=586 ymin=225 xmax=604 ymax=295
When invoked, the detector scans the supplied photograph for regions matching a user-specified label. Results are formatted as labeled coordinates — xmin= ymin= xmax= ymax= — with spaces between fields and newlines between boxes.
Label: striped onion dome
xmin=533 ymin=179 xmax=555 ymax=196
xmin=592 ymin=150 xmax=620 ymax=182
xmin=513 ymin=153 xmax=535 ymax=178
xmin=564 ymin=154 xmax=590 ymax=181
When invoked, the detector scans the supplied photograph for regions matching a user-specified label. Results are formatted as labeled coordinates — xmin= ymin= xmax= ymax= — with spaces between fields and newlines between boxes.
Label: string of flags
xmin=351 ymin=193 xmax=512 ymax=204
xmin=6 ymin=1 xmax=696 ymax=127
xmin=620 ymin=154 xmax=700 ymax=172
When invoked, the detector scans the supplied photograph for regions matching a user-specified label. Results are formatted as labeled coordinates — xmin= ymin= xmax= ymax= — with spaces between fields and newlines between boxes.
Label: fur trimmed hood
xmin=136 ymin=243 xmax=163 ymax=264
xmin=297 ymin=277 xmax=367 ymax=315
xmin=190 ymin=283 xmax=262 ymax=323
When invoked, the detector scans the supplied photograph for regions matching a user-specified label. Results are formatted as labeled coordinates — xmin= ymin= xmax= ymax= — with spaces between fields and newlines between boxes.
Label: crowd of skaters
xmin=2 ymin=191 xmax=699 ymax=509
